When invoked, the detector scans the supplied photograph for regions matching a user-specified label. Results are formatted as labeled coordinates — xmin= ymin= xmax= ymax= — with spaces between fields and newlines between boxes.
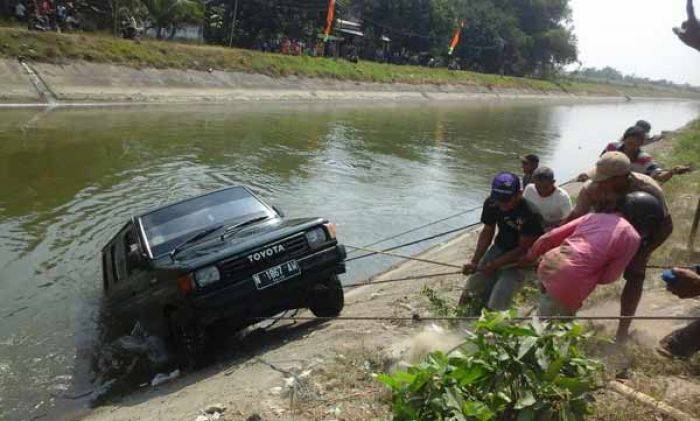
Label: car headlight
xmin=305 ymin=227 xmax=328 ymax=249
xmin=194 ymin=266 xmax=220 ymax=287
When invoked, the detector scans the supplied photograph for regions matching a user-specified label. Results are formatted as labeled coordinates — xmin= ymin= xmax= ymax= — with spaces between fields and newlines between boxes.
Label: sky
xmin=570 ymin=0 xmax=700 ymax=86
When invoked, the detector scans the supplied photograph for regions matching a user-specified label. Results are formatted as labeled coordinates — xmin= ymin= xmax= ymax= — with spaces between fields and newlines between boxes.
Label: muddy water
xmin=0 ymin=100 xmax=698 ymax=419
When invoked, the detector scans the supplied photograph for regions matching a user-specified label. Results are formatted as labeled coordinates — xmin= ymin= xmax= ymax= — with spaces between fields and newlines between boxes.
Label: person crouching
xmin=521 ymin=192 xmax=665 ymax=317
xmin=459 ymin=172 xmax=544 ymax=312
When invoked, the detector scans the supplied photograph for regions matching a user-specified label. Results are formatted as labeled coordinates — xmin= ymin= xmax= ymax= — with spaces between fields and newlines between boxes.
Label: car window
xmin=124 ymin=229 xmax=140 ymax=275
xmin=141 ymin=187 xmax=274 ymax=257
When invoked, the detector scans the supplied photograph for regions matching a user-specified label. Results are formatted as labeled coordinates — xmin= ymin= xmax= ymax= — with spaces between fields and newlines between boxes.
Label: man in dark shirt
xmin=520 ymin=154 xmax=539 ymax=187
xmin=459 ymin=172 xmax=544 ymax=312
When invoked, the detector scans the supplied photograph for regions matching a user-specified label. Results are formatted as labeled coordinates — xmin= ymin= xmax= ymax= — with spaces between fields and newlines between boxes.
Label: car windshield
xmin=141 ymin=187 xmax=274 ymax=257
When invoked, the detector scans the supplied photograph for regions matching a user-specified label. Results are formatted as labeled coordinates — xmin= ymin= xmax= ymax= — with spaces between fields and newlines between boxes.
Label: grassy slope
xmin=652 ymin=119 xmax=700 ymax=264
xmin=589 ymin=120 xmax=700 ymax=419
xmin=0 ymin=27 xmax=696 ymax=97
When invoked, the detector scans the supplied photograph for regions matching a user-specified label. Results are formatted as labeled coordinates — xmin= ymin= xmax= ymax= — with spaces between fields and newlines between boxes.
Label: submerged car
xmin=100 ymin=186 xmax=346 ymax=360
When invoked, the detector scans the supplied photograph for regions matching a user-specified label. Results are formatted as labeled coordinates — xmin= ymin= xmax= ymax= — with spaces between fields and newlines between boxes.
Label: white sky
xmin=570 ymin=0 xmax=700 ymax=86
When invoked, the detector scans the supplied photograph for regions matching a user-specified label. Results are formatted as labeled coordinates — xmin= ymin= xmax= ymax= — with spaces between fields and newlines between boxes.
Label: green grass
xmin=649 ymin=119 xmax=700 ymax=266
xmin=1 ymin=27 xmax=698 ymax=98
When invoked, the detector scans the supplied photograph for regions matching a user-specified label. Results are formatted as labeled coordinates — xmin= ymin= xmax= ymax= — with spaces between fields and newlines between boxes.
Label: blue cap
xmin=490 ymin=172 xmax=521 ymax=202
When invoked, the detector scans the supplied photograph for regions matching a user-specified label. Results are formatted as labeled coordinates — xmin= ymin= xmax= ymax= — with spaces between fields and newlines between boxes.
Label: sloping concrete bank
xmin=0 ymin=58 xmax=694 ymax=107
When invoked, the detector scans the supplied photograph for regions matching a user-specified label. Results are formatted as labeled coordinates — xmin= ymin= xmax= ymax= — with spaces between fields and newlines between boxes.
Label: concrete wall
xmin=0 ymin=59 xmax=41 ymax=103
xmin=0 ymin=58 xmax=682 ymax=106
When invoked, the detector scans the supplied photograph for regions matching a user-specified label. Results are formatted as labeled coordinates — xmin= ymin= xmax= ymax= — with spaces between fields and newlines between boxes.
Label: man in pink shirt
xmin=522 ymin=192 xmax=665 ymax=316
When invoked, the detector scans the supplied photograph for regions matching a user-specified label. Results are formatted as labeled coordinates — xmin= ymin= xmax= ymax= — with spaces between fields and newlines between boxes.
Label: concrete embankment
xmin=0 ymin=58 xmax=692 ymax=107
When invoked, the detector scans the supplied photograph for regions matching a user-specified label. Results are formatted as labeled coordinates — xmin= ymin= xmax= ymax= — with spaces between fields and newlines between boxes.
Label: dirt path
xmin=83 ymin=130 xmax=700 ymax=421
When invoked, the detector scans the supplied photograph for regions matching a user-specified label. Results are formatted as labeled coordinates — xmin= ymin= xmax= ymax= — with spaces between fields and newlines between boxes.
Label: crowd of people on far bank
xmin=459 ymin=120 xmax=699 ymax=359
xmin=11 ymin=0 xmax=79 ymax=32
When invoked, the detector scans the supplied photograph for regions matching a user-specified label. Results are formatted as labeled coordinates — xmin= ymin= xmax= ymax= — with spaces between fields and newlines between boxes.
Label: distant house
xmin=145 ymin=24 xmax=204 ymax=43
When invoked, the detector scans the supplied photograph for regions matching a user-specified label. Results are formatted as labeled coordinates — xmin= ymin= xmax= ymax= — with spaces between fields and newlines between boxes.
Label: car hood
xmin=152 ymin=216 xmax=325 ymax=271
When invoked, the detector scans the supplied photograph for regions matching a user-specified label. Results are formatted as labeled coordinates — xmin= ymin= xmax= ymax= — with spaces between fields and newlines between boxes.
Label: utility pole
xmin=228 ymin=0 xmax=239 ymax=47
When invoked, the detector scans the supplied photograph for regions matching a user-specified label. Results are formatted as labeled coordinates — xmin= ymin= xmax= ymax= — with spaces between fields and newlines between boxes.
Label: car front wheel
xmin=308 ymin=275 xmax=344 ymax=317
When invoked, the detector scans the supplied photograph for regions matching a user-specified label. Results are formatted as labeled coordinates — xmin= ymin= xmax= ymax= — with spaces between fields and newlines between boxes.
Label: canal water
xmin=0 ymin=99 xmax=698 ymax=418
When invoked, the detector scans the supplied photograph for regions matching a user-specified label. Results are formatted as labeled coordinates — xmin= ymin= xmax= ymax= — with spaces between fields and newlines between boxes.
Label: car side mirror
xmin=272 ymin=205 xmax=285 ymax=218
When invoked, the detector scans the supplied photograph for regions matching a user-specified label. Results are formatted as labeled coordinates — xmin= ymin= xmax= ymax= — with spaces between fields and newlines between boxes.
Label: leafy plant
xmin=421 ymin=286 xmax=477 ymax=321
xmin=377 ymin=310 xmax=602 ymax=420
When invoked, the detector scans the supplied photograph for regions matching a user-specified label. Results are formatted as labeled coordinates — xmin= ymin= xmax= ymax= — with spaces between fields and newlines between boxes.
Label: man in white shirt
xmin=523 ymin=166 xmax=572 ymax=231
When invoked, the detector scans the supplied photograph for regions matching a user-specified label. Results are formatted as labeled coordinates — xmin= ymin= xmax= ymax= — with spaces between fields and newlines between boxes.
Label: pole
xmin=112 ymin=0 xmax=119 ymax=37
xmin=228 ymin=0 xmax=239 ymax=48
xmin=689 ymin=196 xmax=700 ymax=251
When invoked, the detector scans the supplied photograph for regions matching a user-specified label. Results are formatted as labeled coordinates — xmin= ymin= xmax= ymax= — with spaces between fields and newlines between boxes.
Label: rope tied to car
xmin=342 ymin=270 xmax=463 ymax=289
xmin=346 ymin=244 xmax=693 ymax=272
xmin=345 ymin=245 xmax=463 ymax=268
xmin=346 ymin=205 xmax=483 ymax=256
xmin=344 ymin=177 xmax=585 ymax=263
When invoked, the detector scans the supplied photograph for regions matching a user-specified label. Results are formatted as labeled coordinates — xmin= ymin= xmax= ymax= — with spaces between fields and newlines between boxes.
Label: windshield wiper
xmin=170 ymin=224 xmax=224 ymax=260
xmin=221 ymin=216 xmax=271 ymax=239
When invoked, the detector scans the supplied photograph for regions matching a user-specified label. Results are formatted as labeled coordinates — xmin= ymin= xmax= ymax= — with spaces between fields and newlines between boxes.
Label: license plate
xmin=252 ymin=260 xmax=301 ymax=290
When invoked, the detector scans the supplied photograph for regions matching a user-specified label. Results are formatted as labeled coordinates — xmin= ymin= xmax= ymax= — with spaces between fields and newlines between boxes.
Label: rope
xmin=346 ymin=178 xmax=581 ymax=263
xmin=347 ymin=245 xmax=690 ymax=272
xmin=345 ymin=245 xmax=462 ymax=269
xmin=254 ymin=315 xmax=700 ymax=322
xmin=345 ymin=175 xmax=583 ymax=262
xmin=347 ymin=205 xmax=483 ymax=255
xmin=647 ymin=264 xmax=698 ymax=270
xmin=346 ymin=222 xmax=482 ymax=262
xmin=342 ymin=270 xmax=463 ymax=289
xmin=258 ymin=309 xmax=299 ymax=330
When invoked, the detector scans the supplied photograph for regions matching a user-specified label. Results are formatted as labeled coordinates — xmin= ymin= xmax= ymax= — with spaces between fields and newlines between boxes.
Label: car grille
xmin=218 ymin=234 xmax=309 ymax=282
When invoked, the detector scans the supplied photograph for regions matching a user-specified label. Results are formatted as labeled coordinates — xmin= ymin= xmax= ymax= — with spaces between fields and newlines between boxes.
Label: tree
xmin=674 ymin=0 xmax=700 ymax=52
xmin=140 ymin=0 xmax=204 ymax=39
xmin=447 ymin=0 xmax=576 ymax=76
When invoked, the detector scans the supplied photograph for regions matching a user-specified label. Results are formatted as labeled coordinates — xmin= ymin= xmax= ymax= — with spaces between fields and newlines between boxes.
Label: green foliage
xmin=377 ymin=311 xmax=603 ymax=420
xmin=570 ymin=66 xmax=700 ymax=92
xmin=195 ymin=0 xmax=576 ymax=77
xmin=421 ymin=286 xmax=477 ymax=322
xmin=672 ymin=119 xmax=700 ymax=165
xmin=140 ymin=0 xmax=204 ymax=38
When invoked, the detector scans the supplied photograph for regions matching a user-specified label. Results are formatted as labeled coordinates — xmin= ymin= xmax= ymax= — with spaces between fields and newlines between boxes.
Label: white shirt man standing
xmin=523 ymin=166 xmax=572 ymax=231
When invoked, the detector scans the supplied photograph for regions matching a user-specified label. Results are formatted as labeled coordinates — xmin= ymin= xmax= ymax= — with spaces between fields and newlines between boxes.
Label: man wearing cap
xmin=520 ymin=154 xmax=540 ymax=187
xmin=602 ymin=126 xmax=688 ymax=183
xmin=459 ymin=172 xmax=544 ymax=312
xmin=577 ymin=126 xmax=690 ymax=183
xmin=523 ymin=166 xmax=572 ymax=231
xmin=567 ymin=151 xmax=673 ymax=343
